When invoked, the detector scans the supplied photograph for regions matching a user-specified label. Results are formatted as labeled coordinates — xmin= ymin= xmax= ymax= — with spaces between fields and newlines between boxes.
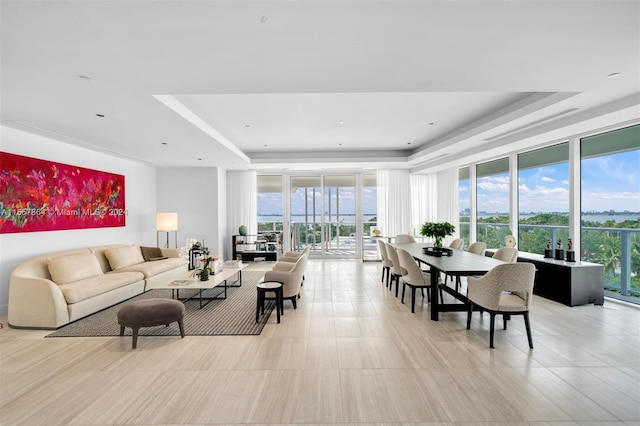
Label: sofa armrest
xmin=8 ymin=276 xmax=69 ymax=329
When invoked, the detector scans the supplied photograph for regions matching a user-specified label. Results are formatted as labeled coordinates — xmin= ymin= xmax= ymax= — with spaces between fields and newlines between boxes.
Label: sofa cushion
xmin=116 ymin=257 xmax=185 ymax=278
xmin=47 ymin=253 xmax=103 ymax=285
xmin=104 ymin=246 xmax=145 ymax=270
xmin=59 ymin=271 xmax=145 ymax=304
xmin=140 ymin=246 xmax=166 ymax=261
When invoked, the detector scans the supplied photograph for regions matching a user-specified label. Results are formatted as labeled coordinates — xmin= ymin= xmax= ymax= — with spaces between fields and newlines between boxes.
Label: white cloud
xmin=541 ymin=176 xmax=555 ymax=182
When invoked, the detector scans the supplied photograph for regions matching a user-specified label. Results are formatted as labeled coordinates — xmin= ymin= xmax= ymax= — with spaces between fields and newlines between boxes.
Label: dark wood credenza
xmin=487 ymin=250 xmax=605 ymax=306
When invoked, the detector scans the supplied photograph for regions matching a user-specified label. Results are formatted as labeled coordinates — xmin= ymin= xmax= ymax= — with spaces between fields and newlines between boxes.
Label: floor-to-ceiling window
xmin=476 ymin=157 xmax=510 ymax=248
xmin=323 ymin=175 xmax=357 ymax=257
xmin=517 ymin=142 xmax=570 ymax=254
xmin=362 ymin=173 xmax=378 ymax=260
xmin=458 ymin=167 xmax=470 ymax=247
xmin=581 ymin=124 xmax=640 ymax=302
xmin=290 ymin=175 xmax=322 ymax=254
xmin=257 ymin=175 xmax=283 ymax=233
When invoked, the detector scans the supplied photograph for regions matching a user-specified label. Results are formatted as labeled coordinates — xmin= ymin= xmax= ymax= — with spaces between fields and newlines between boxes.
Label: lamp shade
xmin=156 ymin=212 xmax=178 ymax=231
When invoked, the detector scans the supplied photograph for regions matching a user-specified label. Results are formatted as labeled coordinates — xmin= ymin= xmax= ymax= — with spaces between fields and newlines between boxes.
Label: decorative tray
xmin=422 ymin=247 xmax=453 ymax=257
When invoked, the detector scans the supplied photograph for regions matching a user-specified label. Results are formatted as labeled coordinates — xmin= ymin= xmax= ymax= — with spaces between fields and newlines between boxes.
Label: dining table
xmin=390 ymin=242 xmax=506 ymax=320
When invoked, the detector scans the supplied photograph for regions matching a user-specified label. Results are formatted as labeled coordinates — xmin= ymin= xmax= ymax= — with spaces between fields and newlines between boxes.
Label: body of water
xmin=259 ymin=214 xmax=376 ymax=224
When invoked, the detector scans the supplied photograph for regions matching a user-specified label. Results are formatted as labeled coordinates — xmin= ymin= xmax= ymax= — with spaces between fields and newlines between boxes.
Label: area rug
xmin=45 ymin=271 xmax=274 ymax=338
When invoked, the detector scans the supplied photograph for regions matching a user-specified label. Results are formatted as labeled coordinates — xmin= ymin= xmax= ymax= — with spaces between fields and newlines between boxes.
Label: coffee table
xmin=157 ymin=264 xmax=247 ymax=309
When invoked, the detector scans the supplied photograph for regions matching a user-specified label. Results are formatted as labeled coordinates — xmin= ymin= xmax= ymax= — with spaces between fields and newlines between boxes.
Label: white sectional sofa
xmin=8 ymin=244 xmax=187 ymax=329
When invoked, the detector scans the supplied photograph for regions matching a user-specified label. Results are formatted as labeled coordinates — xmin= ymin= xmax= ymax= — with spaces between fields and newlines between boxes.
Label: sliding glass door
xmin=288 ymin=174 xmax=362 ymax=257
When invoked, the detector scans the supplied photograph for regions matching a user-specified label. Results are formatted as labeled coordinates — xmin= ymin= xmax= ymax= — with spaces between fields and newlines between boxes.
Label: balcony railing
xmin=475 ymin=222 xmax=639 ymax=302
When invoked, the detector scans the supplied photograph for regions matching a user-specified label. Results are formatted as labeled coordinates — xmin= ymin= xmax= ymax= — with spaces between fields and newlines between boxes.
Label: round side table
xmin=256 ymin=281 xmax=284 ymax=323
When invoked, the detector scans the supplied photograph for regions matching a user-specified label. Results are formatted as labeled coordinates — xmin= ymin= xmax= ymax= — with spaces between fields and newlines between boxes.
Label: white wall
xmin=156 ymin=167 xmax=226 ymax=259
xmin=0 ymin=126 xmax=157 ymax=314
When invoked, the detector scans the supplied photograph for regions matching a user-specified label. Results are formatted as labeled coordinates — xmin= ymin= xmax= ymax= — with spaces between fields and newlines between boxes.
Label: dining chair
xmin=466 ymin=262 xmax=536 ymax=349
xmin=383 ymin=242 xmax=407 ymax=297
xmin=443 ymin=238 xmax=464 ymax=286
xmin=448 ymin=241 xmax=487 ymax=292
xmin=491 ymin=247 xmax=519 ymax=263
xmin=397 ymin=248 xmax=443 ymax=312
xmin=448 ymin=238 xmax=464 ymax=250
xmin=395 ymin=234 xmax=416 ymax=243
xmin=377 ymin=239 xmax=393 ymax=287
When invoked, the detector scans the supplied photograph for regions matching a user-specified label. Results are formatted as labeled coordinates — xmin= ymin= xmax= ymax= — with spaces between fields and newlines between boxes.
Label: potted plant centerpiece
xmin=420 ymin=221 xmax=456 ymax=256
xmin=192 ymin=256 xmax=215 ymax=281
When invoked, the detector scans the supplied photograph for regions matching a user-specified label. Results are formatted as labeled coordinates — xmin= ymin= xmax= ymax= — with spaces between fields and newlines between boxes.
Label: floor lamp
xmin=156 ymin=212 xmax=178 ymax=248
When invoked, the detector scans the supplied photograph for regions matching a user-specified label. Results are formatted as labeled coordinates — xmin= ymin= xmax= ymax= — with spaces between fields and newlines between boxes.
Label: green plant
xmin=192 ymin=256 xmax=215 ymax=278
xmin=420 ymin=221 xmax=456 ymax=249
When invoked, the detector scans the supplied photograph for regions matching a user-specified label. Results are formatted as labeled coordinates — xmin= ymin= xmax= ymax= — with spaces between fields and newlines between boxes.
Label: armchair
xmin=262 ymin=253 xmax=308 ymax=309
xmin=466 ymin=262 xmax=536 ymax=349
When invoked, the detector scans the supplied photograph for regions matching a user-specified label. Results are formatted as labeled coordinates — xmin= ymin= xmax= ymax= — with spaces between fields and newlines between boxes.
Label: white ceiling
xmin=1 ymin=0 xmax=639 ymax=172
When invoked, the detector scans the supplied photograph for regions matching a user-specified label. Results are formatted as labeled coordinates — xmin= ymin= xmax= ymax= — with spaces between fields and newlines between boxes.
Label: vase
xmin=238 ymin=225 xmax=247 ymax=236
xmin=199 ymin=272 xmax=209 ymax=281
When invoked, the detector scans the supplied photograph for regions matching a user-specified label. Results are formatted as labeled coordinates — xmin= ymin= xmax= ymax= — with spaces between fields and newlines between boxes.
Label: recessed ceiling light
xmin=78 ymin=75 xmax=91 ymax=80
xmin=338 ymin=120 xmax=345 ymax=124
xmin=338 ymin=143 xmax=343 ymax=146
xmin=198 ymin=158 xmax=202 ymax=161
xmin=407 ymin=142 xmax=412 ymax=145
xmin=264 ymin=144 xmax=268 ymax=147
xmin=608 ymin=72 xmax=621 ymax=79
xmin=429 ymin=122 xmax=434 ymax=126
xmin=245 ymin=124 xmax=250 ymax=127
xmin=260 ymin=16 xmax=268 ymax=23
xmin=95 ymin=113 xmax=105 ymax=118
xmin=161 ymin=142 xmax=168 ymax=145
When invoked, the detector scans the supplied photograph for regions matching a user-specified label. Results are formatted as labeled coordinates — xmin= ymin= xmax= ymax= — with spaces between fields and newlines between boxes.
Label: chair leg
xmin=395 ymin=276 xmax=400 ymax=298
xmin=523 ymin=312 xmax=533 ymax=349
xmin=466 ymin=303 xmax=473 ymax=330
xmin=401 ymin=281 xmax=406 ymax=304
xmin=503 ymin=315 xmax=508 ymax=330
xmin=411 ymin=287 xmax=416 ymax=313
xmin=131 ymin=328 xmax=139 ymax=350
xmin=177 ymin=318 xmax=185 ymax=338
xmin=489 ymin=313 xmax=496 ymax=349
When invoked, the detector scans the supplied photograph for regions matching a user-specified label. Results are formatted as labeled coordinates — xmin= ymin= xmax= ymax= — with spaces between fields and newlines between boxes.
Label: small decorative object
xmin=566 ymin=238 xmax=576 ymax=262
xmin=420 ymin=221 xmax=456 ymax=256
xmin=192 ymin=256 xmax=215 ymax=281
xmin=554 ymin=238 xmax=565 ymax=261
xmin=238 ymin=225 xmax=248 ymax=236
xmin=544 ymin=239 xmax=553 ymax=258
xmin=504 ymin=235 xmax=516 ymax=248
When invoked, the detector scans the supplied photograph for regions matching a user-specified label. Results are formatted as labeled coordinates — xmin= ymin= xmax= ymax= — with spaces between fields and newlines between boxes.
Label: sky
xmin=464 ymin=150 xmax=639 ymax=214
xmin=257 ymin=150 xmax=639 ymax=219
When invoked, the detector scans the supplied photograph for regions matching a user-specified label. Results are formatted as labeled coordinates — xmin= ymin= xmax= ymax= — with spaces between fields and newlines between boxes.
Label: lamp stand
xmin=157 ymin=230 xmax=178 ymax=248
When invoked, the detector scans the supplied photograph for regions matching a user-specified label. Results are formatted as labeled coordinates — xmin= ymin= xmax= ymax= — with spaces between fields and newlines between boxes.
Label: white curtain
xmin=377 ymin=169 xmax=412 ymax=238
xmin=436 ymin=168 xmax=459 ymax=244
xmin=226 ymin=170 xmax=257 ymax=239
xmin=410 ymin=173 xmax=438 ymax=234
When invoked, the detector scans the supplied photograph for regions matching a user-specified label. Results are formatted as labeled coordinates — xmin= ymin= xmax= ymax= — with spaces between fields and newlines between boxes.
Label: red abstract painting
xmin=0 ymin=152 xmax=126 ymax=233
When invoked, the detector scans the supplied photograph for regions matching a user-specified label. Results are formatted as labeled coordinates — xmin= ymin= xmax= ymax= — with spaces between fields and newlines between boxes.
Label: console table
xmin=487 ymin=250 xmax=604 ymax=306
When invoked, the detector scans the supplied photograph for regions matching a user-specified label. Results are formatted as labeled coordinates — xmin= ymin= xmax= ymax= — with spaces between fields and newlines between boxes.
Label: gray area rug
xmin=46 ymin=271 xmax=274 ymax=337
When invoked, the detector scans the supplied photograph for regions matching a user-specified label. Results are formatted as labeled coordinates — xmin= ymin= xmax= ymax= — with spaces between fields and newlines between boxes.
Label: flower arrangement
xmin=192 ymin=256 xmax=216 ymax=280
xmin=420 ymin=221 xmax=455 ymax=250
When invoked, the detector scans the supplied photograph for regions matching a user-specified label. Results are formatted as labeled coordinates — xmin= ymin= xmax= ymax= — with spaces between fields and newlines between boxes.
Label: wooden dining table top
xmin=390 ymin=242 xmax=506 ymax=275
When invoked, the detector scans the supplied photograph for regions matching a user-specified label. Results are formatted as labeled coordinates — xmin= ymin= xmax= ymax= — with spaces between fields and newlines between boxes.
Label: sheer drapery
xmin=377 ymin=169 xmax=412 ymax=238
xmin=227 ymin=170 xmax=257 ymax=240
xmin=410 ymin=173 xmax=437 ymax=234
xmin=436 ymin=168 xmax=459 ymax=244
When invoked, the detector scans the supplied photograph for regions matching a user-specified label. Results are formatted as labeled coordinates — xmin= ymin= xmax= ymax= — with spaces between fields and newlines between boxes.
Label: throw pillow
xmin=140 ymin=246 xmax=164 ymax=261
xmin=104 ymin=246 xmax=145 ymax=270
xmin=47 ymin=253 xmax=103 ymax=284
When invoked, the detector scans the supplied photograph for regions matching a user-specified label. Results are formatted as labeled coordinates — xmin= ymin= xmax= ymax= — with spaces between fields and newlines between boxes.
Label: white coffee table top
xmin=157 ymin=264 xmax=247 ymax=290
